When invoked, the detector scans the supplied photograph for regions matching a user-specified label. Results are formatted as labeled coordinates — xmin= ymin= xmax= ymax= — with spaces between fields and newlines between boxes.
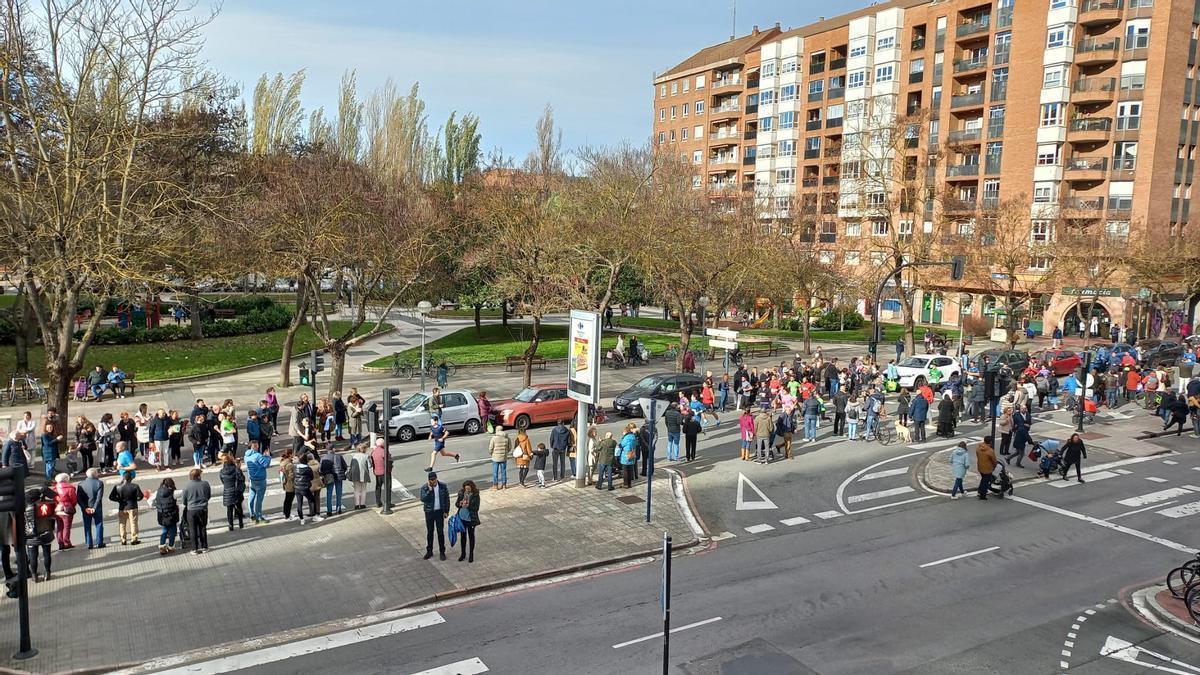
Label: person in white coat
xmin=345 ymin=446 xmax=372 ymax=511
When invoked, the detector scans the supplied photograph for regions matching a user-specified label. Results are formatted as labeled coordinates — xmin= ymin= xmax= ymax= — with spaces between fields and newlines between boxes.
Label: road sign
xmin=710 ymin=339 xmax=738 ymax=350
xmin=705 ymin=327 xmax=739 ymax=339
xmin=1101 ymin=635 xmax=1200 ymax=673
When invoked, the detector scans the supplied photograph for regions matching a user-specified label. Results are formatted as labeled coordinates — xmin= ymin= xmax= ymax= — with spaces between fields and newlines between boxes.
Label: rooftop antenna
xmin=731 ymin=0 xmax=736 ymax=40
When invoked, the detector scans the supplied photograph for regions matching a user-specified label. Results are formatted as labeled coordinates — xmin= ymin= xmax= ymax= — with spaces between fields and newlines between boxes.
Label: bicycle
xmin=1166 ymin=553 xmax=1200 ymax=599
xmin=7 ymin=372 xmax=46 ymax=406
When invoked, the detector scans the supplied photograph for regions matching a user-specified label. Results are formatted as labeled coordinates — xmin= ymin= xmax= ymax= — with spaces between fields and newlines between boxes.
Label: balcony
xmin=806 ymin=119 xmax=823 ymax=131
xmin=953 ymin=57 xmax=988 ymax=75
xmin=710 ymin=129 xmax=740 ymax=146
xmin=808 ymin=90 xmax=824 ymax=103
xmin=712 ymin=76 xmax=743 ymax=91
xmin=827 ymin=87 xmax=845 ymax=100
xmin=709 ymin=104 xmax=741 ymax=120
xmin=743 ymin=130 xmax=757 ymax=141
xmin=823 ymin=145 xmax=842 ymax=158
xmin=1076 ymin=37 xmax=1121 ymax=65
xmin=802 ymin=178 xmax=818 ymax=188
xmin=823 ymin=175 xmax=840 ymax=186
xmin=804 ymin=148 xmax=821 ymax=160
xmin=946 ymin=164 xmax=980 ymax=179
xmin=1065 ymin=156 xmax=1109 ymax=180
xmin=809 ymin=61 xmax=826 ymax=75
xmin=821 ymin=203 xmax=838 ymax=214
xmin=1061 ymin=196 xmax=1106 ymax=218
xmin=1079 ymin=0 xmax=1123 ymax=25
xmin=944 ymin=198 xmax=978 ymax=213
xmin=956 ymin=18 xmax=991 ymax=39
xmin=950 ymin=91 xmax=985 ymax=109
xmin=1072 ymin=77 xmax=1117 ymax=104
xmin=829 ymin=57 xmax=846 ymax=71
xmin=1068 ymin=117 xmax=1113 ymax=142
xmin=947 ymin=128 xmax=983 ymax=144
xmin=708 ymin=154 xmax=739 ymax=167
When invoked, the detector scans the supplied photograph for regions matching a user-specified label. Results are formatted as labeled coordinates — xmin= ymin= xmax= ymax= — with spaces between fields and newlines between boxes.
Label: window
xmin=808 ymin=80 xmax=824 ymax=95
xmin=671 ymin=82 xmax=678 ymax=95
xmin=806 ymin=137 xmax=821 ymax=150
xmin=847 ymin=100 xmax=867 ymax=119
xmin=1043 ymin=66 xmax=1065 ymax=89
xmin=820 ymin=251 xmax=836 ymax=264
xmin=669 ymin=129 xmax=675 ymax=141
xmin=782 ymin=58 xmax=797 ymax=74
xmin=695 ymin=101 xmax=704 ymax=115
xmin=760 ymin=89 xmax=775 ymax=104
xmin=682 ymin=79 xmax=689 ymax=93
xmin=757 ymin=143 xmax=772 ymax=158
xmin=695 ymin=75 xmax=705 ymax=89
xmin=658 ymin=132 xmax=665 ymax=144
xmin=872 ymin=219 xmax=890 ymax=235
xmin=1036 ymin=144 xmax=1060 ymax=166
xmin=1050 ymin=0 xmax=1068 ymax=8
xmin=877 ymin=35 xmax=895 ymax=51
xmin=779 ymin=139 xmax=796 ymax=157
xmin=760 ymin=117 xmax=774 ymax=131
xmin=875 ymin=64 xmax=894 ymax=83
xmin=691 ymin=175 xmax=701 ymax=188
xmin=850 ymin=38 xmax=868 ymax=58
xmin=659 ymin=84 xmax=666 ymax=98
xmin=1029 ymin=256 xmax=1051 ymax=271
xmin=846 ymin=221 xmax=862 ymax=236
xmin=849 ymin=70 xmax=867 ymax=88
xmin=910 ymin=58 xmax=925 ymax=74
xmin=1113 ymin=141 xmax=1137 ymax=170
xmin=827 ymin=104 xmax=844 ymax=120
xmin=1031 ymin=220 xmax=1052 ymax=243
xmin=870 ymin=251 xmax=887 ymax=266
xmin=898 ymin=220 xmax=914 ymax=236
xmin=1106 ymin=220 xmax=1130 ymax=239
xmin=1117 ymin=101 xmax=1141 ymax=130
xmin=682 ymin=104 xmax=688 ymax=118
xmin=659 ymin=108 xmax=665 ymax=121
xmin=780 ymin=111 xmax=796 ymax=129
xmin=681 ymin=127 xmax=689 ymax=140
xmin=692 ymin=150 xmax=702 ymax=164
xmin=670 ymin=106 xmax=677 ymax=120
xmin=776 ymin=168 xmax=795 ymax=184
xmin=1040 ymin=102 xmax=1064 ymax=127
xmin=1047 ymin=25 xmax=1070 ymax=49
xmin=762 ymin=61 xmax=776 ymax=78
xmin=1033 ymin=182 xmax=1056 ymax=203
xmin=844 ymin=251 xmax=861 ymax=265
xmin=1126 ymin=19 xmax=1150 ymax=50
xmin=781 ymin=84 xmax=796 ymax=101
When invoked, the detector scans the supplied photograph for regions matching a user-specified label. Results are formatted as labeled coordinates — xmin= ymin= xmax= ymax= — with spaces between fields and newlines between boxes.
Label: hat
xmin=427 ymin=471 xmax=437 ymax=479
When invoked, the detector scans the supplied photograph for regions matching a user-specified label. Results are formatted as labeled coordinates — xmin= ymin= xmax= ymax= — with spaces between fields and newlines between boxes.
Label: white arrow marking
xmin=735 ymin=473 xmax=778 ymax=510
xmin=392 ymin=478 xmax=414 ymax=501
xmin=1101 ymin=635 xmax=1200 ymax=674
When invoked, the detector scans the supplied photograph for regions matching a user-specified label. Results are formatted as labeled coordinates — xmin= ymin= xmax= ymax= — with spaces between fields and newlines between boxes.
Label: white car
xmin=894 ymin=355 xmax=961 ymax=389
xmin=387 ymin=389 xmax=483 ymax=442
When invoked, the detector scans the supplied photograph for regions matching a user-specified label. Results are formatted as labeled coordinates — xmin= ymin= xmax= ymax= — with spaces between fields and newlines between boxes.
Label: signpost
xmin=706 ymin=327 xmax=739 ymax=375
xmin=568 ymin=310 xmax=601 ymax=488
xmin=638 ymin=396 xmax=659 ymax=522
xmin=661 ymin=533 xmax=672 ymax=674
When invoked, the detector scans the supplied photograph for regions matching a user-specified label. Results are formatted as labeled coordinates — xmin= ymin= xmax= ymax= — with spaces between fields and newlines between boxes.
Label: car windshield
xmin=898 ymin=357 xmax=929 ymax=368
xmin=398 ymin=393 xmax=427 ymax=411
xmin=631 ymin=375 xmax=665 ymax=390
xmin=512 ymin=387 xmax=540 ymax=403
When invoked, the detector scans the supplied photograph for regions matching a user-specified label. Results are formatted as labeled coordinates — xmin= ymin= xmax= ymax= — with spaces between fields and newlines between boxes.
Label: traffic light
xmin=312 ymin=349 xmax=325 ymax=373
xmin=0 ymin=467 xmax=23 ymax=514
xmin=950 ymin=255 xmax=966 ymax=281
xmin=365 ymin=402 xmax=380 ymax=434
xmin=298 ymin=362 xmax=311 ymax=386
xmin=383 ymin=387 xmax=401 ymax=421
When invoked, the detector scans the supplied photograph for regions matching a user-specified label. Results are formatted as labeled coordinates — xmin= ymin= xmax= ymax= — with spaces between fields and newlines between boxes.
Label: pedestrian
xmin=801 ymin=393 xmax=819 ymax=443
xmin=514 ymin=429 xmax=533 ymax=487
xmin=307 ymin=452 xmax=325 ymax=518
xmin=244 ymin=441 xmax=271 ymax=523
xmin=976 ymin=435 xmax=998 ymax=500
xmin=319 ymin=445 xmax=348 ymax=516
xmin=167 ymin=410 xmax=185 ymax=466
xmin=40 ymin=422 xmax=62 ymax=482
xmin=1060 ymin=433 xmax=1087 ymax=483
xmin=154 ymin=477 xmax=179 ymax=555
xmin=754 ymin=404 xmax=773 ymax=463
xmin=289 ymin=405 xmax=315 ymax=456
xmin=134 ymin=403 xmax=151 ymax=457
xmin=347 ymin=389 xmax=365 ymax=445
xmin=847 ymin=396 xmax=861 ymax=441
xmin=149 ymin=408 xmax=171 ymax=470
xmin=739 ymin=409 xmax=754 ymax=461
xmin=420 ymin=471 xmax=450 ymax=560
xmin=98 ymin=413 xmax=117 ymax=471
xmin=219 ymin=454 xmax=246 ymax=531
xmin=279 ymin=448 xmax=297 ymax=520
xmin=949 ymin=442 xmax=969 ymax=499
xmin=1010 ymin=407 xmax=1030 ymax=468
xmin=24 ymin=488 xmax=53 ymax=582
xmin=426 ymin=414 xmax=459 ymax=472
xmin=637 ymin=421 xmax=652 ymax=476
xmin=51 ymin=473 xmax=77 ymax=550
xmin=108 ymin=471 xmax=143 ymax=545
xmin=477 ymin=391 xmax=494 ymax=433
xmin=683 ymin=411 xmax=702 ymax=462
xmin=936 ymin=392 xmax=956 ymax=438
xmin=265 ymin=387 xmax=281 ymax=432
xmin=717 ymin=373 xmax=730 ymax=412
xmin=218 ymin=412 xmax=237 ymax=458
xmin=549 ymin=419 xmax=571 ymax=481
xmin=188 ymin=414 xmax=208 ymax=470
xmin=532 ymin=442 xmax=549 ymax=488
xmin=454 ymin=480 xmax=480 ymax=563
xmin=77 ymin=468 xmax=105 ymax=549
xmin=368 ymin=438 xmax=388 ymax=508
xmin=664 ymin=403 xmax=682 ymax=462
xmin=332 ymin=391 xmax=348 ymax=441
xmin=345 ymin=444 xmax=371 ymax=510
xmin=594 ymin=432 xmax=616 ymax=490
xmin=488 ymin=426 xmax=511 ymax=490
xmin=292 ymin=453 xmax=319 ymax=523
xmin=115 ymin=441 xmax=136 ymax=481
xmin=74 ymin=417 xmax=97 ymax=474
xmin=895 ymin=336 xmax=904 ymax=361
xmin=181 ymin=468 xmax=212 ymax=553
xmin=997 ymin=408 xmax=1013 ymax=457
xmin=618 ymin=423 xmax=639 ymax=488
xmin=1164 ymin=396 xmax=1190 ymax=436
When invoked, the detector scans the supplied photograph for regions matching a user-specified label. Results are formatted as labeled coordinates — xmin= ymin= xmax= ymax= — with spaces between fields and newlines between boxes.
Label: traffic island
xmin=1131 ymin=584 xmax=1200 ymax=639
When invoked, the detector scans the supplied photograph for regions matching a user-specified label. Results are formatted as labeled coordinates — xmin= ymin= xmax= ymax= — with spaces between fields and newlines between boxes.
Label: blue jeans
xmin=193 ymin=448 xmax=204 ymax=467
xmin=865 ymin=415 xmax=878 ymax=439
xmin=492 ymin=461 xmax=508 ymax=486
xmin=569 ymin=456 xmax=576 ymax=476
xmin=160 ymin=523 xmax=177 ymax=546
xmin=804 ymin=415 xmax=817 ymax=440
xmin=324 ymin=478 xmax=344 ymax=514
xmin=90 ymin=383 xmax=106 ymax=398
xmin=42 ymin=452 xmax=55 ymax=481
xmin=249 ymin=479 xmax=267 ymax=519
xmin=598 ymin=464 xmax=613 ymax=489
xmin=829 ymin=380 xmax=840 ymax=397
xmin=718 ymin=390 xmax=728 ymax=411
xmin=82 ymin=511 xmax=103 ymax=547
xmin=666 ymin=432 xmax=680 ymax=460
xmin=951 ymin=477 xmax=964 ymax=496
xmin=848 ymin=421 xmax=858 ymax=439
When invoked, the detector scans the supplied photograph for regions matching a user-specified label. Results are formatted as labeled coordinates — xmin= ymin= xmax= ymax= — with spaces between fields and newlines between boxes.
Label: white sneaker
xmin=313 ymin=515 xmax=325 ymax=522
xmin=302 ymin=517 xmax=310 ymax=524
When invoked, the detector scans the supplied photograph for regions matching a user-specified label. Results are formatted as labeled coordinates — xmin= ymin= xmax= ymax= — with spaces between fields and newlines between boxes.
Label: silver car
xmin=387 ymin=389 xmax=483 ymax=442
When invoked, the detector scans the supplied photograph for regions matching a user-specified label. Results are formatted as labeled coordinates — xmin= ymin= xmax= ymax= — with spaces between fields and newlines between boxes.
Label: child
xmin=532 ymin=442 xmax=549 ymax=488
xmin=846 ymin=397 xmax=860 ymax=441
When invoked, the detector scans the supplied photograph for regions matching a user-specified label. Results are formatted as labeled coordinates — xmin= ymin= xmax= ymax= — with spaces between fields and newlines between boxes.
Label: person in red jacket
xmin=52 ymin=473 xmax=78 ymax=550
xmin=368 ymin=438 xmax=389 ymax=508
xmin=918 ymin=383 xmax=935 ymax=405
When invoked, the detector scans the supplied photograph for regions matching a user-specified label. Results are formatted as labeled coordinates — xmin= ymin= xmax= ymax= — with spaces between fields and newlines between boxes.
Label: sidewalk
xmin=0 ymin=473 xmax=695 ymax=673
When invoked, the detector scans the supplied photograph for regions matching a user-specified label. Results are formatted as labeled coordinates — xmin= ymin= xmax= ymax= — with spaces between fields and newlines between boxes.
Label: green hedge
xmin=79 ymin=303 xmax=292 ymax=345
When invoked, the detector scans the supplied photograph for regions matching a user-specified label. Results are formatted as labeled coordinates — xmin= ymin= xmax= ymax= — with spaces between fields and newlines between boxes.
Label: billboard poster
xmin=567 ymin=310 xmax=601 ymax=404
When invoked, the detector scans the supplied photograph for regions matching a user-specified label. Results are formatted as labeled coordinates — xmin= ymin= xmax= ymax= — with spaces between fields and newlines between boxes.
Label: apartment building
xmin=654 ymin=0 xmax=1200 ymax=337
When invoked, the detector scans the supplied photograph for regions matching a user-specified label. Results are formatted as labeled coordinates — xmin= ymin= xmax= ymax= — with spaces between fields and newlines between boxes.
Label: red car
xmin=1032 ymin=349 xmax=1082 ymax=376
xmin=490 ymin=384 xmax=577 ymax=431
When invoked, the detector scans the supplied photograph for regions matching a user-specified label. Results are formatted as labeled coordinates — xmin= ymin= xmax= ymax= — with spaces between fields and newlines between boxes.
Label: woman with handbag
xmin=219 ymin=454 xmax=246 ymax=530
xmin=98 ymin=413 xmax=117 ymax=472
xmin=52 ymin=473 xmax=77 ymax=550
xmin=75 ymin=416 xmax=98 ymax=474
xmin=513 ymin=429 xmax=532 ymax=487
xmin=133 ymin=404 xmax=151 ymax=458
xmin=154 ymin=477 xmax=180 ymax=555
xmin=218 ymin=412 xmax=237 ymax=458
xmin=454 ymin=480 xmax=480 ymax=562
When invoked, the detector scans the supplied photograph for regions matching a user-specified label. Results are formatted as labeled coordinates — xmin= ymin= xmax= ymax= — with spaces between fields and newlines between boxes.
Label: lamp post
xmin=698 ymin=295 xmax=710 ymax=333
xmin=417 ymin=301 xmax=433 ymax=391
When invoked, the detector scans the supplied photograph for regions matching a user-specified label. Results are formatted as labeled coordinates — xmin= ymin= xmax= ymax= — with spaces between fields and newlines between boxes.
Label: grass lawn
xmin=0 ymin=321 xmax=381 ymax=381
xmin=429 ymin=308 xmax=505 ymax=318
xmin=743 ymin=323 xmax=961 ymax=344
xmin=363 ymin=324 xmax=732 ymax=367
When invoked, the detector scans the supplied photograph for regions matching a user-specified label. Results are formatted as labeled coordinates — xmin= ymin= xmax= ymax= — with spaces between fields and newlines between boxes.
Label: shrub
xmin=814 ymin=307 xmax=864 ymax=330
xmin=962 ymin=314 xmax=992 ymax=337
xmin=78 ymin=301 xmax=292 ymax=345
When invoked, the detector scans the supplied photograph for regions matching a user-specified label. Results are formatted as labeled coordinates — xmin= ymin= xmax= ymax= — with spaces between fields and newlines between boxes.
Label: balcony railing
xmin=953 ymin=57 xmax=988 ymax=73
xmin=808 ymin=90 xmax=824 ymax=102
xmin=810 ymin=61 xmax=826 ymax=75
xmin=985 ymin=157 xmax=1003 ymax=174
xmin=909 ymin=70 xmax=925 ymax=84
xmin=827 ymin=117 xmax=843 ymax=129
xmin=1081 ymin=0 xmax=1122 ymax=11
xmin=1070 ymin=117 xmax=1113 ymax=132
xmin=830 ymin=58 xmax=847 ymax=70
xmin=712 ymin=129 xmax=740 ymax=140
xmin=823 ymin=176 xmax=840 ymax=185
xmin=997 ymin=7 xmax=1013 ymax=28
xmin=1077 ymin=36 xmax=1121 ymax=53
xmin=709 ymin=155 xmax=739 ymax=165
xmin=947 ymin=128 xmax=983 ymax=143
xmin=743 ymin=130 xmax=757 ymax=141
xmin=993 ymin=45 xmax=1011 ymax=66
xmin=1066 ymin=156 xmax=1109 ymax=171
xmin=1112 ymin=157 xmax=1136 ymax=171
xmin=806 ymin=119 xmax=823 ymax=131
xmin=988 ymin=122 xmax=1005 ymax=138
xmin=804 ymin=148 xmax=821 ymax=159
xmin=710 ymin=104 xmax=741 ymax=115
xmin=951 ymin=91 xmax=985 ymax=108
xmin=911 ymin=37 xmax=927 ymax=50
xmin=982 ymin=194 xmax=1000 ymax=209
xmin=990 ymin=81 xmax=1008 ymax=101
xmin=1073 ymin=77 xmax=1117 ymax=93
xmin=827 ymin=87 xmax=845 ymax=99
xmin=802 ymin=178 xmax=818 ymax=188
xmin=1117 ymin=116 xmax=1141 ymax=130
xmin=956 ymin=18 xmax=991 ymax=38
xmin=712 ymin=77 xmax=742 ymax=89
xmin=947 ymin=164 xmax=981 ymax=177
xmin=944 ymin=198 xmax=978 ymax=212
xmin=1062 ymin=197 xmax=1105 ymax=211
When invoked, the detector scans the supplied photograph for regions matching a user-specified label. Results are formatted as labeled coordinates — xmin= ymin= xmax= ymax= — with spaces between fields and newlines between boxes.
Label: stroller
xmin=988 ymin=458 xmax=1014 ymax=498
xmin=1031 ymin=440 xmax=1062 ymax=479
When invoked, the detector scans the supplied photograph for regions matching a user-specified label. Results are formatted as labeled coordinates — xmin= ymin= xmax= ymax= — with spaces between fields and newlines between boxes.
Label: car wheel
xmin=397 ymin=426 xmax=415 ymax=443
xmin=465 ymin=418 xmax=482 ymax=435
xmin=515 ymin=414 xmax=531 ymax=431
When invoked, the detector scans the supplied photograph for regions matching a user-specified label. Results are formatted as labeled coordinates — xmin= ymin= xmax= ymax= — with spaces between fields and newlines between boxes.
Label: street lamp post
xmin=698 ymin=295 xmax=709 ymax=333
xmin=417 ymin=301 xmax=433 ymax=391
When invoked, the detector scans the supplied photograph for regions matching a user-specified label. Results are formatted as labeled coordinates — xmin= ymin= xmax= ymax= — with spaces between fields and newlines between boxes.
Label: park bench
xmin=747 ymin=343 xmax=779 ymax=358
xmin=504 ymin=355 xmax=546 ymax=372
xmin=122 ymin=372 xmax=137 ymax=397
xmin=74 ymin=308 xmax=93 ymax=329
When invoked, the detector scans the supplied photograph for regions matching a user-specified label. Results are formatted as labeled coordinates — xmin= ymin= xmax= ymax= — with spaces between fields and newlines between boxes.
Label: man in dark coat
xmin=419 ymin=471 xmax=450 ymax=560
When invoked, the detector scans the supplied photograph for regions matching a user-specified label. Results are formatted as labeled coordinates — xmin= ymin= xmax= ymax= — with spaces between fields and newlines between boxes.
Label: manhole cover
xmin=615 ymin=495 xmax=644 ymax=504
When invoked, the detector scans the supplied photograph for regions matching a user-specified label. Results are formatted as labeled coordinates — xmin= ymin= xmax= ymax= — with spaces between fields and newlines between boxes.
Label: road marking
xmin=1157 ymin=501 xmax=1200 ymax=519
xmin=1046 ymin=420 xmax=1076 ymax=428
xmin=847 ymin=486 xmax=915 ymax=504
xmin=1164 ymin=460 xmax=1180 ymax=466
xmin=860 ymin=467 xmax=910 ymax=481
xmin=147 ymin=611 xmax=445 ymax=674
xmin=735 ymin=473 xmax=778 ymax=511
xmin=813 ymin=510 xmax=843 ymax=520
xmin=1146 ymin=477 xmax=1170 ymax=483
xmin=392 ymin=478 xmax=415 ymax=501
xmin=1116 ymin=469 xmax=1134 ymax=475
xmin=1051 ymin=470 xmax=1119 ymax=487
xmin=1184 ymin=486 xmax=1200 ymax=492
xmin=612 ymin=616 xmax=723 ymax=649
xmin=744 ymin=523 xmax=775 ymax=534
xmin=1101 ymin=635 xmax=1200 ymax=674
xmin=780 ymin=516 xmax=810 ymax=526
xmin=918 ymin=546 xmax=999 ymax=568
xmin=409 ymin=658 xmax=489 ymax=675
xmin=843 ymin=495 xmax=937 ymax=514
xmin=711 ymin=531 xmax=737 ymax=541
xmin=1010 ymin=495 xmax=1198 ymax=554
xmin=1107 ymin=501 xmax=1180 ymax=521
xmin=836 ymin=450 xmax=926 ymax=514
xmin=910 ymin=436 xmax=980 ymax=450
xmin=1116 ymin=488 xmax=1193 ymax=507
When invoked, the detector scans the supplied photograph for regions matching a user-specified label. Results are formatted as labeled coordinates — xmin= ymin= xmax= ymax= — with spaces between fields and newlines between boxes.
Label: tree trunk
xmin=474 ymin=303 xmax=482 ymax=337
xmin=501 ymin=300 xmax=509 ymax=328
xmin=279 ymin=279 xmax=310 ymax=387
xmin=676 ymin=302 xmax=692 ymax=373
xmin=46 ymin=357 xmax=72 ymax=428
xmin=12 ymin=289 xmax=30 ymax=372
xmin=898 ymin=288 xmax=916 ymax=355
xmin=326 ymin=339 xmax=348 ymax=399
xmin=522 ymin=315 xmax=541 ymax=387
xmin=188 ymin=291 xmax=204 ymax=339
xmin=801 ymin=293 xmax=813 ymax=355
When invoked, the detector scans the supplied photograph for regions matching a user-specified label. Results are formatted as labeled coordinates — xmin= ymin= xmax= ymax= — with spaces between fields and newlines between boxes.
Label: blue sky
xmin=202 ymin=1 xmax=862 ymax=160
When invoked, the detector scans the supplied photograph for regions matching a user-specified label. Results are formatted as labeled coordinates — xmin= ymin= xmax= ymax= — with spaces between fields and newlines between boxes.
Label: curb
xmin=1131 ymin=583 xmax=1200 ymax=645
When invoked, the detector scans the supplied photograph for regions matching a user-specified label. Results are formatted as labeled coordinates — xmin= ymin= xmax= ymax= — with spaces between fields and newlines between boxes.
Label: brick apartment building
xmin=653 ymin=0 xmax=1200 ymax=339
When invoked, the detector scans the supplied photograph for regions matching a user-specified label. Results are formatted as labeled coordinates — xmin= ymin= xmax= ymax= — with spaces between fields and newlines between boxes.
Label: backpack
xmin=1035 ymin=376 xmax=1048 ymax=393
xmin=868 ymin=397 xmax=882 ymax=415
xmin=847 ymin=406 xmax=860 ymax=421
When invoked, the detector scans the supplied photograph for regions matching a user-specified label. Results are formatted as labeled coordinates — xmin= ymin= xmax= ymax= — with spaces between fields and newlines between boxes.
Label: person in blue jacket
xmin=909 ymin=392 xmax=930 ymax=443
xmin=419 ymin=471 xmax=450 ymax=561
xmin=243 ymin=441 xmax=272 ymax=524
xmin=40 ymin=422 xmax=63 ymax=481
xmin=618 ymin=423 xmax=639 ymax=489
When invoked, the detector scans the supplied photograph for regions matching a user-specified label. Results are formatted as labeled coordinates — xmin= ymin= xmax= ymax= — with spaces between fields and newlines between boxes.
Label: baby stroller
xmin=1031 ymin=440 xmax=1062 ymax=479
xmin=988 ymin=459 xmax=1014 ymax=498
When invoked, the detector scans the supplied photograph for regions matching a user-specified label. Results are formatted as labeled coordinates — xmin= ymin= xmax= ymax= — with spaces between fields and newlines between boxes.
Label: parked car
xmin=387 ymin=389 xmax=483 ymax=442
xmin=491 ymin=384 xmax=577 ymax=430
xmin=1141 ymin=341 xmax=1186 ymax=368
xmin=612 ymin=373 xmax=704 ymax=417
xmin=974 ymin=349 xmax=1029 ymax=372
xmin=894 ymin=355 xmax=961 ymax=389
xmin=1031 ymin=349 xmax=1082 ymax=376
